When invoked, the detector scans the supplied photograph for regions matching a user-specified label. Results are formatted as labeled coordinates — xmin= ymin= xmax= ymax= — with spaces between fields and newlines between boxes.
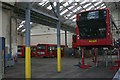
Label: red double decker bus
xmin=76 ymin=9 xmax=116 ymax=47
xmin=17 ymin=45 xmax=25 ymax=57
xmin=36 ymin=44 xmax=65 ymax=57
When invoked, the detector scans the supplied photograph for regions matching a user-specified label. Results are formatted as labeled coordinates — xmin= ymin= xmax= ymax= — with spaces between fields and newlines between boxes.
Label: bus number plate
xmin=89 ymin=40 xmax=97 ymax=42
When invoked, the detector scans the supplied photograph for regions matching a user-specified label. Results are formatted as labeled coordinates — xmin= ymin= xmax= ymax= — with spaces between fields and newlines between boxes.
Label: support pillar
xmin=25 ymin=2 xmax=31 ymax=79
xmin=65 ymin=30 xmax=67 ymax=47
xmin=56 ymin=2 xmax=61 ymax=72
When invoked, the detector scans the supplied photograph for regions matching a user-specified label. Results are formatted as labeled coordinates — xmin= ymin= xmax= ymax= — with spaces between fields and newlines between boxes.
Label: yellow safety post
xmin=57 ymin=47 xmax=61 ymax=72
xmin=25 ymin=47 xmax=31 ymax=79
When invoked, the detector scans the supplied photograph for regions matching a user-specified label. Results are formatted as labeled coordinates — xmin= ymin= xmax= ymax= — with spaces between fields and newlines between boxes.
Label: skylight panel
xmin=53 ymin=2 xmax=57 ymax=7
xmin=64 ymin=16 xmax=68 ymax=19
xmin=38 ymin=2 xmax=44 ymax=6
xmin=75 ymin=0 xmax=80 ymax=2
xmin=60 ymin=6 xmax=64 ymax=11
xmin=47 ymin=5 xmax=52 ymax=10
xmin=80 ymin=0 xmax=87 ymax=5
xmin=66 ymin=13 xmax=72 ymax=17
xmin=77 ymin=7 xmax=81 ymax=10
xmin=30 ymin=22 xmax=33 ymax=24
xmin=94 ymin=1 xmax=102 ymax=6
xmin=63 ymin=2 xmax=69 ymax=7
xmin=100 ymin=6 xmax=106 ymax=9
xmin=91 ymin=0 xmax=97 ymax=2
xmin=83 ymin=3 xmax=91 ymax=8
xmin=101 ymin=3 xmax=105 ymax=7
xmin=41 ymin=1 xmax=48 ymax=6
xmin=86 ymin=5 xmax=94 ymax=10
xmin=19 ymin=24 xmax=24 ymax=28
xmin=68 ymin=6 xmax=74 ymax=9
xmin=72 ymin=19 xmax=76 ymax=21
xmin=96 ymin=6 xmax=100 ymax=9
xmin=60 ymin=0 xmax=64 ymax=2
xmin=68 ymin=0 xmax=72 ymax=4
xmin=17 ymin=28 xmax=19 ymax=30
xmin=69 ymin=15 xmax=76 ymax=19
xmin=73 ymin=9 xmax=77 ymax=12
xmin=21 ymin=21 xmax=25 ymax=25
xmin=74 ymin=3 xmax=78 ymax=5
xmin=22 ymin=29 xmax=26 ymax=32
xmin=60 ymin=9 xmax=68 ymax=15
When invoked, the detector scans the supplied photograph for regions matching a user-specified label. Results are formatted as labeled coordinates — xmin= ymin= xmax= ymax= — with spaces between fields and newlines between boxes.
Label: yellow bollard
xmin=57 ymin=47 xmax=61 ymax=72
xmin=25 ymin=47 xmax=31 ymax=79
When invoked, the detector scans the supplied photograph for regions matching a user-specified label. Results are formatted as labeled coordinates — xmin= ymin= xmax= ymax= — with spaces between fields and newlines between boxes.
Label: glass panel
xmin=77 ymin=10 xmax=107 ymax=39
xmin=73 ymin=34 xmax=77 ymax=43
xmin=47 ymin=46 xmax=57 ymax=51
xmin=31 ymin=47 xmax=36 ymax=52
xmin=18 ymin=46 xmax=23 ymax=51
xmin=37 ymin=44 xmax=46 ymax=50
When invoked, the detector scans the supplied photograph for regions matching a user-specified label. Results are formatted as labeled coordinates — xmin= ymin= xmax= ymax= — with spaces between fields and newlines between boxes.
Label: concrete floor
xmin=4 ymin=56 xmax=117 ymax=79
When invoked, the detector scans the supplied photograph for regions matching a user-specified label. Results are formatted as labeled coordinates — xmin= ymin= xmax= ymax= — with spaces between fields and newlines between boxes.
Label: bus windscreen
xmin=37 ymin=45 xmax=46 ymax=50
xmin=77 ymin=10 xmax=107 ymax=39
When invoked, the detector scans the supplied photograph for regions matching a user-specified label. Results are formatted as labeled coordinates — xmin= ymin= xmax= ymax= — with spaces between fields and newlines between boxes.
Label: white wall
xmin=17 ymin=34 xmax=23 ymax=45
xmin=23 ymin=32 xmax=73 ymax=48
xmin=2 ymin=9 xmax=17 ymax=56
xmin=22 ymin=24 xmax=74 ymax=48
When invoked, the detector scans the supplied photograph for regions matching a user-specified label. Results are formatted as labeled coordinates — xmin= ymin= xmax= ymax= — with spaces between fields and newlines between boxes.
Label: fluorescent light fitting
xmin=69 ymin=15 xmax=76 ymax=19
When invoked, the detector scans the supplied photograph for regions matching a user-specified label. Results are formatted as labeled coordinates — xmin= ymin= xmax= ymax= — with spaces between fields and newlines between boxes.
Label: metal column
xmin=9 ymin=17 xmax=12 ymax=58
xmin=25 ymin=2 xmax=31 ymax=79
xmin=65 ymin=30 xmax=67 ymax=47
xmin=56 ymin=2 xmax=61 ymax=72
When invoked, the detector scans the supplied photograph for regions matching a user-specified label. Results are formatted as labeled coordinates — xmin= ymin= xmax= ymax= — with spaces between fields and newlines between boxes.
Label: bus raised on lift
xmin=76 ymin=9 xmax=116 ymax=47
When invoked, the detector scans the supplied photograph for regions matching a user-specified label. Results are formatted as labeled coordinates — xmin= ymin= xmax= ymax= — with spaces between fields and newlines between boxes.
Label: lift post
xmin=110 ymin=47 xmax=120 ymax=70
xmin=80 ymin=48 xmax=92 ymax=69
xmin=94 ymin=48 xmax=97 ymax=63
xmin=25 ymin=2 xmax=31 ymax=79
